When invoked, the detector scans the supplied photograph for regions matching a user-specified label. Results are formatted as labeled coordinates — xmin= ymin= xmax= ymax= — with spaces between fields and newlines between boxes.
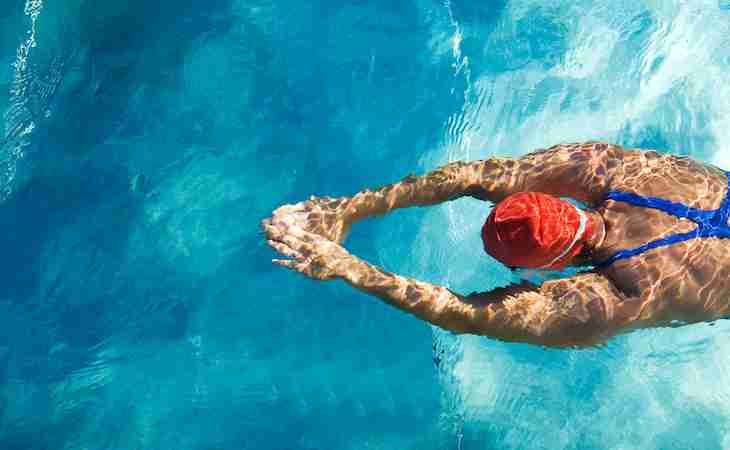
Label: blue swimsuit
xmin=596 ymin=170 xmax=730 ymax=268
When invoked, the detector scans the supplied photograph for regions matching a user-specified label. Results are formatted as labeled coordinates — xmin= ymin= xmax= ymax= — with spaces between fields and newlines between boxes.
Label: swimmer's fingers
xmin=264 ymin=225 xmax=316 ymax=258
xmin=267 ymin=227 xmax=351 ymax=282
xmin=272 ymin=257 xmax=339 ymax=281
xmin=273 ymin=211 xmax=309 ymax=228
xmin=272 ymin=258 xmax=302 ymax=270
xmin=271 ymin=258 xmax=316 ymax=278
xmin=272 ymin=202 xmax=313 ymax=226
xmin=261 ymin=217 xmax=294 ymax=239
xmin=267 ymin=233 xmax=313 ymax=274
xmin=262 ymin=222 xmax=289 ymax=242
xmin=264 ymin=221 xmax=320 ymax=245
xmin=280 ymin=224 xmax=319 ymax=242
xmin=268 ymin=196 xmax=351 ymax=243
xmin=267 ymin=240 xmax=302 ymax=259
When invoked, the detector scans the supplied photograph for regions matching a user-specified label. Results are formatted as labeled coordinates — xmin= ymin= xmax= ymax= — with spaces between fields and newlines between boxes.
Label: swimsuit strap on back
xmin=596 ymin=170 xmax=730 ymax=268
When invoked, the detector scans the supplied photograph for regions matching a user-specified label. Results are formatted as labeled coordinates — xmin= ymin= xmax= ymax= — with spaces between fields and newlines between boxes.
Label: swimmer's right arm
xmin=342 ymin=142 xmax=621 ymax=221
xmin=266 ymin=142 xmax=622 ymax=242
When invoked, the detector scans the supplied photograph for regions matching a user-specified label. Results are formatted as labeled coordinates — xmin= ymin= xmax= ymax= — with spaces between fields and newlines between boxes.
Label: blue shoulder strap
xmin=596 ymin=170 xmax=730 ymax=268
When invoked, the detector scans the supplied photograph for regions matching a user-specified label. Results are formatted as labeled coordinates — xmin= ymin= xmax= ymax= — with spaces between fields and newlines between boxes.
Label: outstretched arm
xmin=266 ymin=142 xmax=622 ymax=243
xmin=264 ymin=223 xmax=646 ymax=348
xmin=463 ymin=273 xmax=647 ymax=347
xmin=343 ymin=265 xmax=646 ymax=347
xmin=347 ymin=141 xmax=622 ymax=219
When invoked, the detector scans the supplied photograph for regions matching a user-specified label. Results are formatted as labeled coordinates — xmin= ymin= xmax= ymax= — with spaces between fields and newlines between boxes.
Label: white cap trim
xmin=541 ymin=205 xmax=588 ymax=268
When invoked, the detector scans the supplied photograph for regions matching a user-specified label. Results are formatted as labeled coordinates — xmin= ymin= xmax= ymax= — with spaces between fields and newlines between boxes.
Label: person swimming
xmin=262 ymin=142 xmax=730 ymax=347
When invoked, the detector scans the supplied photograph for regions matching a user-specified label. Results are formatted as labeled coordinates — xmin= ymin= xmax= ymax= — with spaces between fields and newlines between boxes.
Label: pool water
xmin=3 ymin=1 xmax=730 ymax=449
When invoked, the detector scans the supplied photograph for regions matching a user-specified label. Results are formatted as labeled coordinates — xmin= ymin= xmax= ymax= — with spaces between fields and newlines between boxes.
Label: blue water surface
xmin=4 ymin=1 xmax=730 ymax=449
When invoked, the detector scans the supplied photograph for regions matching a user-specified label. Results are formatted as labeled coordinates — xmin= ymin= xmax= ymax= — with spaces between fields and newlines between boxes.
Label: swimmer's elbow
xmin=474 ymin=324 xmax=614 ymax=348
xmin=426 ymin=303 xmax=623 ymax=348
xmin=530 ymin=323 xmax=615 ymax=348
xmin=470 ymin=307 xmax=622 ymax=348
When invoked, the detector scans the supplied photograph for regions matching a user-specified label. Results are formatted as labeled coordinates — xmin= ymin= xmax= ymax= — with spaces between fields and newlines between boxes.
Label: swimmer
xmin=262 ymin=142 xmax=730 ymax=347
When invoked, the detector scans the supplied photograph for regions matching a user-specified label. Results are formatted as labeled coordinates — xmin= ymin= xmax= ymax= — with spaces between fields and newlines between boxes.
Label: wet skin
xmin=263 ymin=142 xmax=730 ymax=347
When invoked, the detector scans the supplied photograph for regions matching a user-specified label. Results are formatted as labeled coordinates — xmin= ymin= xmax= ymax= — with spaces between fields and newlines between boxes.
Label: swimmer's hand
xmin=266 ymin=196 xmax=354 ymax=244
xmin=264 ymin=221 xmax=354 ymax=280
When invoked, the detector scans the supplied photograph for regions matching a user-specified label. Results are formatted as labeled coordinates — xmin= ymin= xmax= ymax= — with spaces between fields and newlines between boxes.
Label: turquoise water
xmin=3 ymin=1 xmax=730 ymax=448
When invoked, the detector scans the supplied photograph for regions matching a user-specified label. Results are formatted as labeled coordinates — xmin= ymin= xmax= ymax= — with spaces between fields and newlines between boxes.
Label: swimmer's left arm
xmin=339 ymin=268 xmax=645 ymax=348
xmin=264 ymin=223 xmax=646 ymax=347
xmin=464 ymin=273 xmax=647 ymax=347
xmin=264 ymin=222 xmax=489 ymax=334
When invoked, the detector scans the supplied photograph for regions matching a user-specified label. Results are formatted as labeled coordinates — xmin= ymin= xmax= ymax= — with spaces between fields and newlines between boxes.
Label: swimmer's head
xmin=481 ymin=192 xmax=597 ymax=270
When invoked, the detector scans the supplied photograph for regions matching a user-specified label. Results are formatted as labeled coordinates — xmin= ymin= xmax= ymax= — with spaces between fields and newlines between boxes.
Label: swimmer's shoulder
xmin=616 ymin=146 xmax=723 ymax=177
xmin=595 ymin=146 xmax=727 ymax=203
xmin=531 ymin=141 xmax=629 ymax=166
xmin=540 ymin=140 xmax=629 ymax=181
xmin=537 ymin=142 xmax=697 ymax=195
xmin=570 ymin=142 xmax=722 ymax=179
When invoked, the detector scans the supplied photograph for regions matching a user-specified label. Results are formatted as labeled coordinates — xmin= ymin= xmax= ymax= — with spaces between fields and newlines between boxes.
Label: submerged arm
xmin=345 ymin=141 xmax=622 ymax=223
xmin=464 ymin=273 xmax=647 ymax=347
xmin=264 ymin=223 xmax=645 ymax=348
xmin=343 ymin=263 xmax=645 ymax=347
xmin=264 ymin=142 xmax=622 ymax=243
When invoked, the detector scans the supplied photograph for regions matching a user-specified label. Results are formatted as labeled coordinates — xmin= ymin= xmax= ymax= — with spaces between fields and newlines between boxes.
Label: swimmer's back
xmin=596 ymin=146 xmax=730 ymax=323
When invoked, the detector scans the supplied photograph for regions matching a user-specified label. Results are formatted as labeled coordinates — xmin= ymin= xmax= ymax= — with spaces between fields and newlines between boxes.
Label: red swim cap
xmin=482 ymin=192 xmax=589 ymax=269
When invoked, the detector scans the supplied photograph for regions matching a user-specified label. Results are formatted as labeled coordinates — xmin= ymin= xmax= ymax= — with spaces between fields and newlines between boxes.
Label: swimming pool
xmin=2 ymin=0 xmax=730 ymax=448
